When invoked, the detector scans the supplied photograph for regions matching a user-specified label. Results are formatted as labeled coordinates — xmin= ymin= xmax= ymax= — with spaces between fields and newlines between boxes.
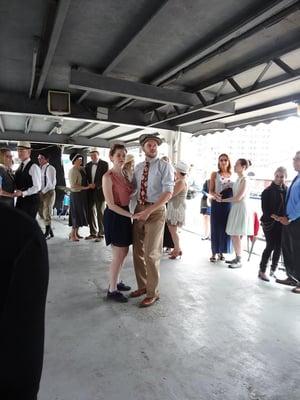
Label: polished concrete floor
xmin=39 ymin=218 xmax=300 ymax=400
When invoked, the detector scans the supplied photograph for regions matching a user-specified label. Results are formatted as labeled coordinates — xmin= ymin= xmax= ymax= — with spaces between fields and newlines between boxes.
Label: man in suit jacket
xmin=85 ymin=148 xmax=108 ymax=242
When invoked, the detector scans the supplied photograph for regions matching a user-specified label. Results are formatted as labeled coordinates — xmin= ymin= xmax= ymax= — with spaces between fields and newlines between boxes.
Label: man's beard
xmin=145 ymin=151 xmax=157 ymax=159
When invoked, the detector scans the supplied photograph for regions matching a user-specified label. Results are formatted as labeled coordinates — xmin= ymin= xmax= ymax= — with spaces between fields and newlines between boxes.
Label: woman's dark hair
xmin=109 ymin=143 xmax=127 ymax=157
xmin=238 ymin=158 xmax=252 ymax=169
xmin=179 ymin=172 xmax=186 ymax=177
xmin=217 ymin=153 xmax=231 ymax=174
xmin=70 ymin=152 xmax=83 ymax=165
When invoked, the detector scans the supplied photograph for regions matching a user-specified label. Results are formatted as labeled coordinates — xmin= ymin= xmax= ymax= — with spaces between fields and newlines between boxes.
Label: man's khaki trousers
xmin=39 ymin=190 xmax=56 ymax=226
xmin=133 ymin=204 xmax=166 ymax=298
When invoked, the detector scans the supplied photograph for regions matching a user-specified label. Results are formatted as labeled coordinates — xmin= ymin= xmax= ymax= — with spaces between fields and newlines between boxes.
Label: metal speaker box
xmin=48 ymin=91 xmax=71 ymax=115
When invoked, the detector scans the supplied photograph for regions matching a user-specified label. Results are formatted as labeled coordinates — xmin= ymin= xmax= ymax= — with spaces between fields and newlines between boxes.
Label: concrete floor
xmin=40 ymin=218 xmax=300 ymax=400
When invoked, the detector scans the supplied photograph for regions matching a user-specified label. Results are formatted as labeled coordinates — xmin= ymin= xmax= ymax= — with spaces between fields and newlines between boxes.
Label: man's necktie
xmin=139 ymin=161 xmax=149 ymax=205
xmin=20 ymin=162 xmax=24 ymax=171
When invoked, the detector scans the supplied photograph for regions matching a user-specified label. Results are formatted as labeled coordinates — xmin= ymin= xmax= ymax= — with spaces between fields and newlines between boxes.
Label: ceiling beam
xmin=108 ymin=128 xmax=142 ymax=141
xmin=77 ymin=0 xmax=170 ymax=104
xmin=0 ymin=115 xmax=5 ymax=133
xmin=35 ymin=0 xmax=71 ymax=98
xmin=68 ymin=122 xmax=98 ymax=138
xmin=88 ymin=125 xmax=119 ymax=140
xmin=117 ymin=0 xmax=300 ymax=110
xmin=70 ymin=70 xmax=199 ymax=107
xmin=150 ymin=67 xmax=300 ymax=129
xmin=0 ymin=130 xmax=110 ymax=148
xmin=150 ymin=0 xmax=300 ymax=87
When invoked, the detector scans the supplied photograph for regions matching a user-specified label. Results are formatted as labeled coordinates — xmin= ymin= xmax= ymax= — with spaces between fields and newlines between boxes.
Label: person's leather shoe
xmin=275 ymin=277 xmax=297 ymax=286
xmin=139 ymin=296 xmax=159 ymax=308
xmin=130 ymin=288 xmax=146 ymax=298
xmin=85 ymin=234 xmax=96 ymax=240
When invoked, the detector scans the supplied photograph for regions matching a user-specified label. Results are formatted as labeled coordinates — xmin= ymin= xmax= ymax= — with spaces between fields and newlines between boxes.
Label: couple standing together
xmin=103 ymin=134 xmax=174 ymax=307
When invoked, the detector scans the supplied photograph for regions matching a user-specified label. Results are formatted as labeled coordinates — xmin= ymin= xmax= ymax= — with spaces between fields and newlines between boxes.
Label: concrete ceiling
xmin=0 ymin=0 xmax=300 ymax=149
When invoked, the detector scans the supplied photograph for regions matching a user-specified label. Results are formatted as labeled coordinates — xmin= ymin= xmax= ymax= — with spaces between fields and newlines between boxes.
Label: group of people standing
xmin=206 ymin=151 xmax=300 ymax=294
xmin=0 ymin=142 xmax=57 ymax=239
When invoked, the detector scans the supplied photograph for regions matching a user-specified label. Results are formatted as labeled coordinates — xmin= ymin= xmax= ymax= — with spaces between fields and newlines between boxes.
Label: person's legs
xmin=87 ymin=192 xmax=97 ymax=237
xmin=95 ymin=199 xmax=105 ymax=236
xmin=143 ymin=207 xmax=165 ymax=298
xmin=203 ymin=214 xmax=210 ymax=238
xmin=108 ymin=246 xmax=129 ymax=291
xmin=259 ymin=229 xmax=274 ymax=273
xmin=132 ymin=206 xmax=147 ymax=291
xmin=167 ymin=224 xmax=180 ymax=253
xmin=228 ymin=235 xmax=243 ymax=268
xmin=270 ymin=225 xmax=282 ymax=272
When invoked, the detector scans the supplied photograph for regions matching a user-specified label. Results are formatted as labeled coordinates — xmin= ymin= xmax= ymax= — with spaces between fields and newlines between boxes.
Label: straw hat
xmin=17 ymin=141 xmax=31 ymax=149
xmin=139 ymin=133 xmax=162 ymax=147
xmin=175 ymin=161 xmax=189 ymax=174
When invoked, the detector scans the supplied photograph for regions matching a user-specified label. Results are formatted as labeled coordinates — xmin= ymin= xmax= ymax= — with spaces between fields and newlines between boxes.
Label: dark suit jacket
xmin=0 ymin=203 xmax=49 ymax=399
xmin=85 ymin=159 xmax=108 ymax=202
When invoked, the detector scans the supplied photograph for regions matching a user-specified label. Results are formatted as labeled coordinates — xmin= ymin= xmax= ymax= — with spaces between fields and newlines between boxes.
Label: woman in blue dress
xmin=209 ymin=154 xmax=233 ymax=262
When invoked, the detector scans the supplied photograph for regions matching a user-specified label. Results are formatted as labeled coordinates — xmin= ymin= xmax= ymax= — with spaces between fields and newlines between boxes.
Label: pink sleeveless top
xmin=109 ymin=171 xmax=133 ymax=206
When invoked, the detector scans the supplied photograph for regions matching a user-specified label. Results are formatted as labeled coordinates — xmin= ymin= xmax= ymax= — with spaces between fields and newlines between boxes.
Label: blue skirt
xmin=103 ymin=206 xmax=132 ymax=247
xmin=210 ymin=188 xmax=232 ymax=254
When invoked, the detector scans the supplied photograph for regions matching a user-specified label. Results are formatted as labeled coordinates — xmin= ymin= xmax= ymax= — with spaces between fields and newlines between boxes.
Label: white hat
xmin=175 ymin=161 xmax=189 ymax=174
xmin=17 ymin=141 xmax=31 ymax=149
xmin=89 ymin=147 xmax=99 ymax=154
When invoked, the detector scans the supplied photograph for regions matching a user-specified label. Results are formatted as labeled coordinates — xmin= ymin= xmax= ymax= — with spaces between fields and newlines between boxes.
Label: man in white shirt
xmin=38 ymin=152 xmax=57 ymax=239
xmin=131 ymin=134 xmax=174 ymax=307
xmin=15 ymin=141 xmax=41 ymax=219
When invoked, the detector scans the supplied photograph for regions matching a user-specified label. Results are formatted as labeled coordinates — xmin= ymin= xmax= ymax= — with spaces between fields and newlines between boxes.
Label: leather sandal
xmin=130 ymin=288 xmax=147 ymax=298
xmin=210 ymin=256 xmax=217 ymax=263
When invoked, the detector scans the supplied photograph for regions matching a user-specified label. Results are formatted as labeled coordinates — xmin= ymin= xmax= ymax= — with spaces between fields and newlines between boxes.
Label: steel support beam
xmin=68 ymin=122 xmax=98 ymax=138
xmin=70 ymin=70 xmax=199 ymax=107
xmin=150 ymin=68 xmax=300 ymax=128
xmin=77 ymin=0 xmax=170 ymax=104
xmin=117 ymin=0 xmax=300 ymax=110
xmin=108 ymin=128 xmax=142 ymax=141
xmin=273 ymin=58 xmax=296 ymax=75
xmin=24 ymin=117 xmax=33 ymax=134
xmin=0 ymin=115 xmax=5 ymax=133
xmin=150 ymin=0 xmax=300 ymax=87
xmin=88 ymin=125 xmax=119 ymax=140
xmin=0 ymin=130 xmax=110 ymax=148
xmin=35 ymin=0 xmax=71 ymax=98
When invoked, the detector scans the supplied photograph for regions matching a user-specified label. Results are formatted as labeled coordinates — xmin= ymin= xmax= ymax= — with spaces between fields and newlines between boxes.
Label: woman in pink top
xmin=102 ymin=144 xmax=133 ymax=303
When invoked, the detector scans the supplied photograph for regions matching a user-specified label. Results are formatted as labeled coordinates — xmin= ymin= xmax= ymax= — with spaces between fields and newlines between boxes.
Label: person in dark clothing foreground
xmin=0 ymin=203 xmax=49 ymax=399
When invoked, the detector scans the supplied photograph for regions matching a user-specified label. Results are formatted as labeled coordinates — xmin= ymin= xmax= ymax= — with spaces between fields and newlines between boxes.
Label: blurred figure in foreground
xmin=0 ymin=203 xmax=49 ymax=399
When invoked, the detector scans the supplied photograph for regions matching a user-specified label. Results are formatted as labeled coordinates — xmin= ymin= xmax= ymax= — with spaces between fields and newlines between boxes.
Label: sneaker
xmin=117 ymin=281 xmax=131 ymax=291
xmin=107 ymin=291 xmax=128 ymax=303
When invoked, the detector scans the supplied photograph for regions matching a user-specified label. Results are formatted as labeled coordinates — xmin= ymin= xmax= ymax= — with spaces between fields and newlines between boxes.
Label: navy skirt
xmin=103 ymin=206 xmax=132 ymax=247
xmin=210 ymin=187 xmax=232 ymax=254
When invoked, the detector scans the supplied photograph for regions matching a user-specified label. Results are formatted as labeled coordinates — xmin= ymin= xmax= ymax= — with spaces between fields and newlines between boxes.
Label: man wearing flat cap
xmin=85 ymin=148 xmax=108 ymax=241
xmin=131 ymin=134 xmax=174 ymax=307
xmin=15 ymin=142 xmax=41 ymax=219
